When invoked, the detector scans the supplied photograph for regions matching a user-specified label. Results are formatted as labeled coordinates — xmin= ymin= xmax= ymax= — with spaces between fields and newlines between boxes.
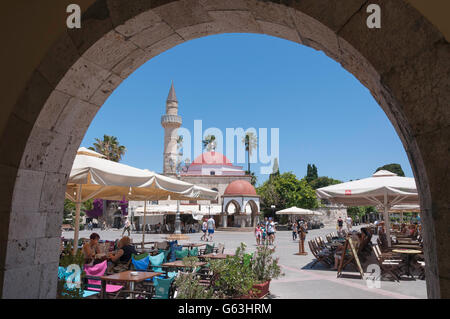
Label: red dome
xmin=191 ymin=151 xmax=233 ymax=166
xmin=224 ymin=180 xmax=257 ymax=196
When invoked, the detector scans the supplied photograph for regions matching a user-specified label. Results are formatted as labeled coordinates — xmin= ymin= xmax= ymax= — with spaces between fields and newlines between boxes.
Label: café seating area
xmin=308 ymin=225 xmax=426 ymax=282
xmin=59 ymin=238 xmax=227 ymax=299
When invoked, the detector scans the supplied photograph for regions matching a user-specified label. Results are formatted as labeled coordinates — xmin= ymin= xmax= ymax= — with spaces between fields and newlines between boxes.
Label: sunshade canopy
xmin=276 ymin=206 xmax=321 ymax=215
xmin=315 ymin=170 xmax=418 ymax=207
xmin=65 ymin=153 xmax=218 ymax=202
xmin=316 ymin=170 xmax=418 ymax=247
xmin=389 ymin=204 xmax=421 ymax=213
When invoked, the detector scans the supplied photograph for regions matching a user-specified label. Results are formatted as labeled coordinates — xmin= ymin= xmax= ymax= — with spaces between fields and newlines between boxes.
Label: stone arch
xmin=224 ymin=199 xmax=241 ymax=215
xmin=245 ymin=199 xmax=259 ymax=227
xmin=1 ymin=0 xmax=448 ymax=298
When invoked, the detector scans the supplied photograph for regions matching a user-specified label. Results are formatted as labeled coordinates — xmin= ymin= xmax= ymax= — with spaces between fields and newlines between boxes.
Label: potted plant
xmin=209 ymin=243 xmax=257 ymax=299
xmin=57 ymin=244 xmax=86 ymax=299
xmin=250 ymin=241 xmax=284 ymax=298
xmin=174 ymin=256 xmax=217 ymax=299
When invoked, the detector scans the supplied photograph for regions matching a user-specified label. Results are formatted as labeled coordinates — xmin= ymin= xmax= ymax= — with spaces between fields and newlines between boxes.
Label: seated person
xmin=82 ymin=233 xmax=101 ymax=265
xmin=332 ymin=244 xmax=344 ymax=270
xmin=107 ymin=236 xmax=137 ymax=273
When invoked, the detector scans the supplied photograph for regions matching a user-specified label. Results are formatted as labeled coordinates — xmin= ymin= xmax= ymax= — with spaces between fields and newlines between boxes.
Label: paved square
xmin=64 ymin=225 xmax=427 ymax=299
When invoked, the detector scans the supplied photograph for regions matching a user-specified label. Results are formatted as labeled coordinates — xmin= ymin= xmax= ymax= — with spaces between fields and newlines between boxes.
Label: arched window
xmin=210 ymin=171 xmax=215 ymax=175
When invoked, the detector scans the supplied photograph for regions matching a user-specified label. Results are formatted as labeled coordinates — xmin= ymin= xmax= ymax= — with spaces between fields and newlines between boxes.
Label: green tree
xmin=347 ymin=206 xmax=376 ymax=223
xmin=63 ymin=199 xmax=92 ymax=226
xmin=257 ymin=172 xmax=318 ymax=217
xmin=305 ymin=164 xmax=318 ymax=183
xmin=89 ymin=134 xmax=126 ymax=162
xmin=309 ymin=176 xmax=342 ymax=189
xmin=269 ymin=157 xmax=280 ymax=180
xmin=375 ymin=163 xmax=405 ymax=176
xmin=245 ymin=170 xmax=258 ymax=186
xmin=242 ymin=132 xmax=257 ymax=173
xmin=202 ymin=135 xmax=216 ymax=151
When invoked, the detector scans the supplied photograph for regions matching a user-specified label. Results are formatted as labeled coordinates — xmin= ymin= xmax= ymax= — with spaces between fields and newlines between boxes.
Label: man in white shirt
xmin=207 ymin=216 xmax=216 ymax=241
xmin=201 ymin=218 xmax=208 ymax=241
xmin=346 ymin=216 xmax=353 ymax=231
xmin=267 ymin=217 xmax=276 ymax=245
xmin=122 ymin=218 xmax=131 ymax=236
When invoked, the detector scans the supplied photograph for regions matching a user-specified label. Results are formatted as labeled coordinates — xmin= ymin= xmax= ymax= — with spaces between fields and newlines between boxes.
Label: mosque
xmin=128 ymin=83 xmax=261 ymax=230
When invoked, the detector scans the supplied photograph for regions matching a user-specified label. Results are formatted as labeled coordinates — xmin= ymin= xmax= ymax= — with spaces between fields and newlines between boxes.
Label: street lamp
xmin=271 ymin=205 xmax=276 ymax=219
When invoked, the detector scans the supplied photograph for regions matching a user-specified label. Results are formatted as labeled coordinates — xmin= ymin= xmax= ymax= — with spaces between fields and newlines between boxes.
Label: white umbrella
xmin=66 ymin=148 xmax=218 ymax=253
xmin=276 ymin=206 xmax=317 ymax=215
xmin=389 ymin=204 xmax=420 ymax=223
xmin=316 ymin=170 xmax=418 ymax=247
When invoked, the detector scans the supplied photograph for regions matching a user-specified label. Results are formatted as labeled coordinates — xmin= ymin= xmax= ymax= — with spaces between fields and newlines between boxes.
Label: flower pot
xmin=251 ymin=280 xmax=270 ymax=299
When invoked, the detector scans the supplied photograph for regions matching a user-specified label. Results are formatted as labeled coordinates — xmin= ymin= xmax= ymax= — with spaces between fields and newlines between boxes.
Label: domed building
xmin=130 ymin=82 xmax=259 ymax=229
xmin=222 ymin=180 xmax=260 ymax=228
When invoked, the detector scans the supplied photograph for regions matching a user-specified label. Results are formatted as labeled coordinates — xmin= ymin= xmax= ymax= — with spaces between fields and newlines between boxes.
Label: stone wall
xmin=0 ymin=0 xmax=448 ymax=299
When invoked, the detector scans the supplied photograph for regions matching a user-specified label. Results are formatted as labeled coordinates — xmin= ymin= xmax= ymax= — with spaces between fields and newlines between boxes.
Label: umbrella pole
xmin=384 ymin=190 xmax=392 ymax=247
xmin=174 ymin=200 xmax=181 ymax=234
xmin=72 ymin=184 xmax=82 ymax=255
xmin=142 ymin=200 xmax=147 ymax=248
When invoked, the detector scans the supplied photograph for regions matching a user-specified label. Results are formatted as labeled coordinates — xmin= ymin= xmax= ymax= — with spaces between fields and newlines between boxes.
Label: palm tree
xmin=89 ymin=135 xmax=126 ymax=162
xmin=242 ymin=132 xmax=257 ymax=173
xmin=202 ymin=135 xmax=216 ymax=152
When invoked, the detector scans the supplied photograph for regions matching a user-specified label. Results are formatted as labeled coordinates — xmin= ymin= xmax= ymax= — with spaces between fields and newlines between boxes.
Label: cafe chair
xmin=84 ymin=261 xmax=124 ymax=299
xmin=58 ymin=266 xmax=99 ymax=299
xmin=153 ymin=276 xmax=176 ymax=299
xmin=149 ymin=252 xmax=165 ymax=273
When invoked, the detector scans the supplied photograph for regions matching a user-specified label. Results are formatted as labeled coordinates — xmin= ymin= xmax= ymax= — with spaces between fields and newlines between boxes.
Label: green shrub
xmin=209 ymin=243 xmax=256 ymax=298
xmin=251 ymin=241 xmax=283 ymax=282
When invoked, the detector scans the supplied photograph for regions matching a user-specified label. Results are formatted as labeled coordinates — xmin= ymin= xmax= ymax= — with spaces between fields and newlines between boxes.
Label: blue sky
xmin=81 ymin=33 xmax=413 ymax=186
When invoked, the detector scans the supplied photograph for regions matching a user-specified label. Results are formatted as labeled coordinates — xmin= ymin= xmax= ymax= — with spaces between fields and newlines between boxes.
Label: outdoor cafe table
xmin=99 ymin=271 xmax=163 ymax=299
xmin=162 ymin=260 xmax=207 ymax=271
xmin=181 ymin=243 xmax=206 ymax=250
xmin=325 ymin=242 xmax=342 ymax=249
xmin=200 ymin=253 xmax=234 ymax=260
xmin=392 ymin=244 xmax=422 ymax=250
xmin=392 ymin=249 xmax=423 ymax=278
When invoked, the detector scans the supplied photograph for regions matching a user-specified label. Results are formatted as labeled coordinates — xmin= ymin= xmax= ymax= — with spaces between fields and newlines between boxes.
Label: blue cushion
xmin=132 ymin=255 xmax=150 ymax=271
xmin=189 ymin=247 xmax=199 ymax=256
xmin=169 ymin=245 xmax=182 ymax=262
xmin=153 ymin=277 xmax=175 ymax=299
xmin=149 ymin=252 xmax=165 ymax=272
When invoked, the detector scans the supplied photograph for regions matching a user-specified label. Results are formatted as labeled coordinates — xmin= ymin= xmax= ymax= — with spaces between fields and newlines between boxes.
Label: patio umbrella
xmin=389 ymin=204 xmax=421 ymax=223
xmin=316 ymin=170 xmax=418 ymax=246
xmin=276 ymin=206 xmax=321 ymax=222
xmin=275 ymin=206 xmax=317 ymax=215
xmin=66 ymin=148 xmax=218 ymax=253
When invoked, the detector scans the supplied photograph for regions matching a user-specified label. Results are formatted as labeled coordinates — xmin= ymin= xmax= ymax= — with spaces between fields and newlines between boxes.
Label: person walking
xmin=346 ymin=215 xmax=353 ymax=231
xmin=267 ymin=217 xmax=276 ymax=245
xmin=201 ymin=218 xmax=208 ymax=241
xmin=337 ymin=216 xmax=343 ymax=232
xmin=122 ymin=218 xmax=131 ymax=236
xmin=255 ymin=223 xmax=262 ymax=246
xmin=207 ymin=216 xmax=215 ymax=242
xmin=292 ymin=221 xmax=298 ymax=241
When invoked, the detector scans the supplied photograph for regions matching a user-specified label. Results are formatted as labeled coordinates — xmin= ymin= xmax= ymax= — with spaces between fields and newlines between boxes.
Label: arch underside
xmin=2 ymin=0 xmax=449 ymax=298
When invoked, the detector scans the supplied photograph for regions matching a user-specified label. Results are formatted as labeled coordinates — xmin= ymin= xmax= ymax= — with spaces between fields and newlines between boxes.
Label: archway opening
xmin=2 ymin=0 xmax=448 ymax=299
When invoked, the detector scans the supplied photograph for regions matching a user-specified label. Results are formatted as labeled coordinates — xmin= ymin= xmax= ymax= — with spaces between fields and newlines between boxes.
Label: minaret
xmin=161 ymin=81 xmax=182 ymax=175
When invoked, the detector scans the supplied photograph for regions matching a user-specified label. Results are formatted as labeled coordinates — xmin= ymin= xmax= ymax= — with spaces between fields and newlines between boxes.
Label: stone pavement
xmin=63 ymin=225 xmax=427 ymax=299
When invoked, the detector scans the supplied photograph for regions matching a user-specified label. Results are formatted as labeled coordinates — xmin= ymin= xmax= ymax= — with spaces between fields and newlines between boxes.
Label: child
xmin=255 ymin=224 xmax=262 ymax=246
xmin=261 ymin=224 xmax=267 ymax=244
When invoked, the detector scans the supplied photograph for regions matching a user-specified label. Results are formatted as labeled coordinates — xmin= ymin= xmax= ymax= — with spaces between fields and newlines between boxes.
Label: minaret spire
xmin=167 ymin=80 xmax=177 ymax=102
xmin=161 ymin=81 xmax=182 ymax=175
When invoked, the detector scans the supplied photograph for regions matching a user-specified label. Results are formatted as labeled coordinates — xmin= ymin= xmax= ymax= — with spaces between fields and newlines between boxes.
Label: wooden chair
xmin=372 ymin=245 xmax=402 ymax=282
xmin=308 ymin=240 xmax=332 ymax=268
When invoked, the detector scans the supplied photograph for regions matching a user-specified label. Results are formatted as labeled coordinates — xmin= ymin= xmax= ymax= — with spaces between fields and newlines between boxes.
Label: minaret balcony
xmin=161 ymin=114 xmax=182 ymax=126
